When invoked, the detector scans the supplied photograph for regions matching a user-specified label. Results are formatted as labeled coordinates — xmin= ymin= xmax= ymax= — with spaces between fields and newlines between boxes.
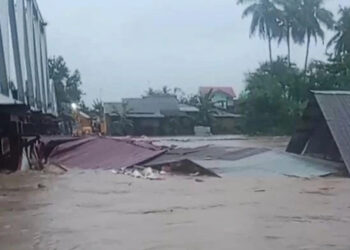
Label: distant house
xmin=104 ymin=96 xmax=197 ymax=136
xmin=199 ymin=86 xmax=236 ymax=110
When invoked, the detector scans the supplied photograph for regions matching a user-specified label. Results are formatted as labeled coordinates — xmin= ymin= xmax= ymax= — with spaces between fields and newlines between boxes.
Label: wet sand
xmin=1 ymin=170 xmax=350 ymax=250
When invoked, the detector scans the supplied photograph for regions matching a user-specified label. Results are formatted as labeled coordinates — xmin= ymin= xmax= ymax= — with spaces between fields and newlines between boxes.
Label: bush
xmin=239 ymin=57 xmax=307 ymax=135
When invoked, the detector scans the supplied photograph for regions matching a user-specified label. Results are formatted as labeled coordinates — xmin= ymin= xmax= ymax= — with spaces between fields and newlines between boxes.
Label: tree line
xmin=238 ymin=1 xmax=350 ymax=135
xmin=48 ymin=1 xmax=350 ymax=135
xmin=238 ymin=0 xmax=348 ymax=70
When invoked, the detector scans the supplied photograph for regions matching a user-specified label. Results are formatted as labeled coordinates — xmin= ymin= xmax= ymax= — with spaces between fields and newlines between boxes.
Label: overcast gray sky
xmin=37 ymin=0 xmax=349 ymax=105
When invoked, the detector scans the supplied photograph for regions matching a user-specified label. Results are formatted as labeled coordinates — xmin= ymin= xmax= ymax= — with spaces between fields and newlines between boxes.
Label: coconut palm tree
xmin=296 ymin=0 xmax=334 ymax=71
xmin=111 ymin=103 xmax=134 ymax=135
xmin=274 ymin=0 xmax=304 ymax=65
xmin=197 ymin=89 xmax=216 ymax=126
xmin=92 ymin=98 xmax=104 ymax=120
xmin=145 ymin=86 xmax=172 ymax=97
xmin=238 ymin=0 xmax=280 ymax=63
xmin=145 ymin=87 xmax=156 ymax=96
xmin=327 ymin=7 xmax=350 ymax=58
xmin=161 ymin=85 xmax=171 ymax=94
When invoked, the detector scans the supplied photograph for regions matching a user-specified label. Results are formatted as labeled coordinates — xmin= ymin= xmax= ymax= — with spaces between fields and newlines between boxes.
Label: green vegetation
xmin=91 ymin=99 xmax=104 ymax=120
xmin=238 ymin=0 xmax=334 ymax=69
xmin=239 ymin=58 xmax=306 ymax=135
xmin=143 ymin=87 xmax=216 ymax=127
xmin=238 ymin=4 xmax=350 ymax=135
xmin=49 ymin=4 xmax=350 ymax=136
xmin=327 ymin=7 xmax=350 ymax=58
xmin=238 ymin=0 xmax=280 ymax=63
xmin=297 ymin=0 xmax=334 ymax=71
xmin=196 ymin=89 xmax=216 ymax=127
xmin=48 ymin=56 xmax=84 ymax=117
xmin=110 ymin=103 xmax=134 ymax=136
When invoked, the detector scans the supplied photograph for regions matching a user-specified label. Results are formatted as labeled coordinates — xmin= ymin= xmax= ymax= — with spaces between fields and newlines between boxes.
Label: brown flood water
xmin=1 ymin=169 xmax=350 ymax=250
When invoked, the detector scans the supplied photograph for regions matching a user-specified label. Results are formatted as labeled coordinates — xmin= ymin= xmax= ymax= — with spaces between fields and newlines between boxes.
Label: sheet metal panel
xmin=286 ymin=99 xmax=323 ymax=154
xmin=23 ymin=0 xmax=35 ymax=107
xmin=0 ymin=0 xmax=56 ymax=115
xmin=9 ymin=0 xmax=25 ymax=102
xmin=32 ymin=8 xmax=42 ymax=109
xmin=48 ymin=137 xmax=166 ymax=170
xmin=0 ymin=0 xmax=10 ymax=78
xmin=40 ymin=28 xmax=48 ymax=111
xmin=314 ymin=91 xmax=350 ymax=173
xmin=0 ymin=24 xmax=9 ymax=96
xmin=26 ymin=0 xmax=38 ymax=108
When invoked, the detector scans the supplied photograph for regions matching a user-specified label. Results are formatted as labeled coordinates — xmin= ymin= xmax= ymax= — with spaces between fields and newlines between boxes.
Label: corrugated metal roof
xmin=124 ymin=96 xmax=179 ymax=114
xmin=47 ymin=137 xmax=166 ymax=170
xmin=179 ymin=104 xmax=199 ymax=112
xmin=127 ymin=114 xmax=164 ymax=118
xmin=213 ymin=109 xmax=242 ymax=118
xmin=312 ymin=90 xmax=350 ymax=95
xmin=104 ymin=102 xmax=123 ymax=115
xmin=314 ymin=91 xmax=350 ymax=173
xmin=104 ymin=96 xmax=183 ymax=118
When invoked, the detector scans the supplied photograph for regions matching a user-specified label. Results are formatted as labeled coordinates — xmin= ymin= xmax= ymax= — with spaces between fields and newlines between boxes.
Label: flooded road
xmin=1 ymin=170 xmax=350 ymax=250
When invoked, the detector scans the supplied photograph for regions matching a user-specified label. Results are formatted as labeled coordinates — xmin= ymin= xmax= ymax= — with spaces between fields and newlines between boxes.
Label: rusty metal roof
xmin=199 ymin=86 xmax=236 ymax=98
xmin=312 ymin=91 xmax=350 ymax=173
xmin=47 ymin=137 xmax=166 ymax=170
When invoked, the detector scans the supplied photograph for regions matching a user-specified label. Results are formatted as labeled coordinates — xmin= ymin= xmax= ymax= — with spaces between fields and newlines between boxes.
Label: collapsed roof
xmin=287 ymin=90 xmax=350 ymax=174
xmin=44 ymin=137 xmax=166 ymax=170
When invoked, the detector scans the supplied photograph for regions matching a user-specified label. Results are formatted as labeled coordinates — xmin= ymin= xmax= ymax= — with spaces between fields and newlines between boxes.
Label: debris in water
xmin=43 ymin=164 xmax=67 ymax=175
xmin=195 ymin=179 xmax=204 ymax=183
xmin=37 ymin=183 xmax=46 ymax=189
xmin=145 ymin=159 xmax=221 ymax=178
xmin=132 ymin=169 xmax=143 ymax=178
xmin=142 ymin=167 xmax=162 ymax=180
xmin=114 ymin=166 xmax=164 ymax=180
xmin=254 ymin=189 xmax=266 ymax=193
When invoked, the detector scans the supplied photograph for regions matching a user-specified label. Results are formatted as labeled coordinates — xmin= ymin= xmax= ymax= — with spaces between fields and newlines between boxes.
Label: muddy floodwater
xmin=1 ymin=170 xmax=350 ymax=250
xmin=1 ymin=136 xmax=350 ymax=249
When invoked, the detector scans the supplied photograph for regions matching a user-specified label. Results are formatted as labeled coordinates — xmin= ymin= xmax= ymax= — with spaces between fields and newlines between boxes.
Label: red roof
xmin=199 ymin=87 xmax=236 ymax=98
xmin=46 ymin=137 xmax=166 ymax=170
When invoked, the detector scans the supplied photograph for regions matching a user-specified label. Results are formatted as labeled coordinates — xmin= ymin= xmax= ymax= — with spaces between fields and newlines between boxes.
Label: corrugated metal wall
xmin=0 ymin=0 xmax=57 ymax=116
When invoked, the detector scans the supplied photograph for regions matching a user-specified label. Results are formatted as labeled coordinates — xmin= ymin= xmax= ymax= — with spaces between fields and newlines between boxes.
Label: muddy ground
xmin=0 ymin=136 xmax=350 ymax=250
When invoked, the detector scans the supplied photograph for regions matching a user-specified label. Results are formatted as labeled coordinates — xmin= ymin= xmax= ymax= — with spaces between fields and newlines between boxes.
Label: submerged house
xmin=199 ymin=86 xmax=236 ymax=111
xmin=104 ymin=96 xmax=197 ymax=136
xmin=287 ymin=91 xmax=350 ymax=175
xmin=104 ymin=94 xmax=243 ymax=136
xmin=199 ymin=86 xmax=242 ymax=134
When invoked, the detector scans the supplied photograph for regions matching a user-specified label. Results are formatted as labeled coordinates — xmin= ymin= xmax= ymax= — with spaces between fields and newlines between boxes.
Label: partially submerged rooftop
xmin=199 ymin=86 xmax=236 ymax=98
xmin=287 ymin=90 xmax=350 ymax=175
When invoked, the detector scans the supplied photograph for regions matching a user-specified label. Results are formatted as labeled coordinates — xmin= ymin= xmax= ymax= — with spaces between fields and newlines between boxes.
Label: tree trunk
xmin=287 ymin=28 xmax=291 ymax=66
xmin=268 ymin=32 xmax=273 ymax=64
xmin=304 ymin=32 xmax=311 ymax=72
